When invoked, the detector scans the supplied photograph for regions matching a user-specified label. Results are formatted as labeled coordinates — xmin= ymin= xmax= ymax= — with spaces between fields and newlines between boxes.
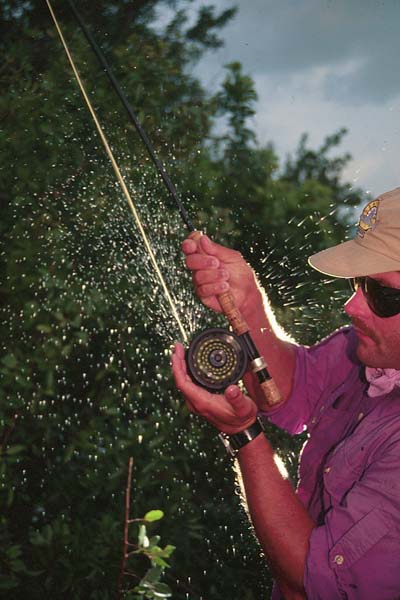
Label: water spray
xmin=45 ymin=0 xmax=281 ymax=406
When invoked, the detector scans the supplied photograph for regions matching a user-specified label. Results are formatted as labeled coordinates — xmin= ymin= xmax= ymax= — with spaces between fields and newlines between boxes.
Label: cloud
xmin=195 ymin=0 xmax=400 ymax=195
xmin=253 ymin=70 xmax=400 ymax=196
xmin=207 ymin=0 xmax=400 ymax=105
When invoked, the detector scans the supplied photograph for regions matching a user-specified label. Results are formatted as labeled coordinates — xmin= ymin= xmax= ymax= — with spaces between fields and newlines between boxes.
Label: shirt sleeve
xmin=304 ymin=435 xmax=400 ymax=599
xmin=261 ymin=326 xmax=359 ymax=435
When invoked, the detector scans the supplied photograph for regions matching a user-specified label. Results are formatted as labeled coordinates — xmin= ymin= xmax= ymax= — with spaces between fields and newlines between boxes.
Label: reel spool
xmin=186 ymin=328 xmax=248 ymax=393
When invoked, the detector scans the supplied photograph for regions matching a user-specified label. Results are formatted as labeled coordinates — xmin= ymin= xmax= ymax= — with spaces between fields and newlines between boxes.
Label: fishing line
xmin=45 ymin=0 xmax=188 ymax=343
xmin=46 ymin=1 xmax=281 ymax=405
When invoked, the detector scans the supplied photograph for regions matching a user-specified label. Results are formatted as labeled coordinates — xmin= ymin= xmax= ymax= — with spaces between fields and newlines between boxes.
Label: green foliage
xmin=124 ymin=511 xmax=175 ymax=599
xmin=0 ymin=0 xmax=365 ymax=599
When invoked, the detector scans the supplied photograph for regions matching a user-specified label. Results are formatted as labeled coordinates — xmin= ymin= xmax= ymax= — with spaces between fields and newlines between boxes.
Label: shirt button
xmin=334 ymin=554 xmax=344 ymax=566
xmin=324 ymin=467 xmax=331 ymax=474
xmin=357 ymin=412 xmax=364 ymax=421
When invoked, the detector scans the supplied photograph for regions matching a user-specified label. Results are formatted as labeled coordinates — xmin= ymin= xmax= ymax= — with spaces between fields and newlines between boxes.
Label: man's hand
xmin=182 ymin=234 xmax=259 ymax=316
xmin=172 ymin=343 xmax=258 ymax=434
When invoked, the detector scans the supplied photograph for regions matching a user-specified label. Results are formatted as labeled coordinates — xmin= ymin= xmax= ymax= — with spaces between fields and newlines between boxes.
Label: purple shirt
xmin=264 ymin=326 xmax=400 ymax=599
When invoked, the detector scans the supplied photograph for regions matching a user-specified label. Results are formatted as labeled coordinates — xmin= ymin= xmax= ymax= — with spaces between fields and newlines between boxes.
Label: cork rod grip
xmin=187 ymin=231 xmax=282 ymax=406
xmin=188 ymin=231 xmax=248 ymax=334
xmin=260 ymin=379 xmax=281 ymax=407
xmin=215 ymin=290 xmax=249 ymax=336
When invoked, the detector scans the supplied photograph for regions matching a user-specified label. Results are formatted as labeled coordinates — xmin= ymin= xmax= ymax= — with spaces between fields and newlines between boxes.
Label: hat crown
xmin=308 ymin=187 xmax=400 ymax=278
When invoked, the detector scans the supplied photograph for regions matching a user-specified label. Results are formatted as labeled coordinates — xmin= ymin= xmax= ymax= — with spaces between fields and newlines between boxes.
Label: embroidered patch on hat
xmin=357 ymin=199 xmax=380 ymax=238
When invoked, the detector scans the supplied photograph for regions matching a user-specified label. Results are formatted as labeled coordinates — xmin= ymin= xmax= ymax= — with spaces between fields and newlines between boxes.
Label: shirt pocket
xmin=329 ymin=507 xmax=392 ymax=573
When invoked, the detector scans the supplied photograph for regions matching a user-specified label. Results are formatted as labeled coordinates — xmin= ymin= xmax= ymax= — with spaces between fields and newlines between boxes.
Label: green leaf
xmin=9 ymin=559 xmax=25 ymax=573
xmin=1 ymin=354 xmax=17 ymax=369
xmin=0 ymin=579 xmax=19 ymax=590
xmin=76 ymin=330 xmax=88 ymax=343
xmin=103 ymin=407 xmax=120 ymax=416
xmin=141 ymin=566 xmax=162 ymax=584
xmin=36 ymin=324 xmax=52 ymax=334
xmin=61 ymin=344 xmax=72 ymax=357
xmin=148 ymin=535 xmax=161 ymax=546
xmin=5 ymin=445 xmax=25 ymax=456
xmin=7 ymin=487 xmax=15 ymax=507
xmin=147 ymin=546 xmax=174 ymax=559
xmin=151 ymin=557 xmax=170 ymax=568
xmin=153 ymin=582 xmax=172 ymax=598
xmin=144 ymin=510 xmax=164 ymax=523
xmin=63 ymin=444 xmax=75 ymax=463
xmin=163 ymin=545 xmax=175 ymax=557
xmin=6 ymin=545 xmax=21 ymax=559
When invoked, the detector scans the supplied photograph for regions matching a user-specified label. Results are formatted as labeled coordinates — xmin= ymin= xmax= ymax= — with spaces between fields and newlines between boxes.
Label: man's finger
xmin=200 ymin=235 xmax=241 ymax=263
xmin=185 ymin=254 xmax=220 ymax=271
xmin=171 ymin=344 xmax=190 ymax=389
xmin=224 ymin=385 xmax=257 ymax=420
xmin=182 ymin=238 xmax=197 ymax=255
xmin=196 ymin=281 xmax=230 ymax=298
xmin=171 ymin=345 xmax=201 ymax=414
xmin=193 ymin=269 xmax=229 ymax=286
xmin=172 ymin=345 xmax=204 ymax=396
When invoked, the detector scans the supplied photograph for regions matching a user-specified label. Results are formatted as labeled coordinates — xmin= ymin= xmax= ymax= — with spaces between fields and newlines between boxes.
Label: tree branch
xmin=116 ymin=456 xmax=134 ymax=600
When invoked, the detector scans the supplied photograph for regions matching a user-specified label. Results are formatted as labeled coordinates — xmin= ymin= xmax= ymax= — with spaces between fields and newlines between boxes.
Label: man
xmin=172 ymin=187 xmax=400 ymax=599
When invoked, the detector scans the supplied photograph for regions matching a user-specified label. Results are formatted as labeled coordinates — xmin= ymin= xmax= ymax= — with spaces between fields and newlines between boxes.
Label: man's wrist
xmin=218 ymin=417 xmax=265 ymax=458
xmin=241 ymin=289 xmax=267 ymax=333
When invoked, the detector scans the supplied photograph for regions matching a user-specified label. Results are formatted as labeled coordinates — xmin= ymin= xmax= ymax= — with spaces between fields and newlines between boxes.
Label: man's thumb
xmin=225 ymin=385 xmax=257 ymax=420
xmin=225 ymin=385 xmax=242 ymax=401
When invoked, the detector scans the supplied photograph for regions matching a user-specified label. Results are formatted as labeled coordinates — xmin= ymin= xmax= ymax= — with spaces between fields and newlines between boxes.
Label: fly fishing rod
xmin=47 ymin=0 xmax=281 ymax=406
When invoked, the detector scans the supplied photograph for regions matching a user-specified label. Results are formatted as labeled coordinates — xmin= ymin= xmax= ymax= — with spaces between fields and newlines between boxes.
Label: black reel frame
xmin=186 ymin=328 xmax=248 ymax=393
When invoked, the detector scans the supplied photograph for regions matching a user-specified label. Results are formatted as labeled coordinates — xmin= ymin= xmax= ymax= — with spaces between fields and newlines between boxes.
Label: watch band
xmin=218 ymin=417 xmax=264 ymax=458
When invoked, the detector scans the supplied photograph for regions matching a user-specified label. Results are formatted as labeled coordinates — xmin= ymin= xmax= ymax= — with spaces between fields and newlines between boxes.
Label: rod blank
xmin=67 ymin=0 xmax=195 ymax=232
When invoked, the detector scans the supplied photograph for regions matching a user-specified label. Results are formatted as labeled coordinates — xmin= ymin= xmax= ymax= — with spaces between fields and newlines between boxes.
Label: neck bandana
xmin=365 ymin=367 xmax=400 ymax=397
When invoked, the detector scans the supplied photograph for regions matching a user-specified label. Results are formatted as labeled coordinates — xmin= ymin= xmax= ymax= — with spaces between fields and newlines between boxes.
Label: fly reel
xmin=186 ymin=328 xmax=248 ymax=393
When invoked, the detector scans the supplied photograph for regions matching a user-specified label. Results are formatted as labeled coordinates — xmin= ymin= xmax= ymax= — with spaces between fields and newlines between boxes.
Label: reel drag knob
xmin=186 ymin=328 xmax=248 ymax=393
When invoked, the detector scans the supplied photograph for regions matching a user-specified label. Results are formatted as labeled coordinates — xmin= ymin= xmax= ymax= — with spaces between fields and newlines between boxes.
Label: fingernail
xmin=227 ymin=385 xmax=240 ymax=398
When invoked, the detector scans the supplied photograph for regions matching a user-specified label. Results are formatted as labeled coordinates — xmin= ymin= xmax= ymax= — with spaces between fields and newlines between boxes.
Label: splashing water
xmin=1 ymin=7 xmax=359 ymax=598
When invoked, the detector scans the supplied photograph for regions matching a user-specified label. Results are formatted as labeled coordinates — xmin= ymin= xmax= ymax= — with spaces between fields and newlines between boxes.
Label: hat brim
xmin=309 ymin=239 xmax=400 ymax=278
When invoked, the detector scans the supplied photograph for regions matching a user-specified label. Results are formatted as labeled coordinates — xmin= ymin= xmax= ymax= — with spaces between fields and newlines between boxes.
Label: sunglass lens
xmin=365 ymin=278 xmax=400 ymax=318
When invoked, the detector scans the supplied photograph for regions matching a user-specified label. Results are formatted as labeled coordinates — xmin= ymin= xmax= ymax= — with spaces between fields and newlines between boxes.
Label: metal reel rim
xmin=185 ymin=327 xmax=248 ymax=393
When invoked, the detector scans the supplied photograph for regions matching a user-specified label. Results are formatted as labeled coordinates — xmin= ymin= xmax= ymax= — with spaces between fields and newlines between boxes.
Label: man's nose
xmin=344 ymin=287 xmax=370 ymax=318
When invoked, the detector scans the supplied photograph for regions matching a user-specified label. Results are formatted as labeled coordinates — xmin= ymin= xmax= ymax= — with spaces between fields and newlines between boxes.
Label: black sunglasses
xmin=349 ymin=276 xmax=400 ymax=318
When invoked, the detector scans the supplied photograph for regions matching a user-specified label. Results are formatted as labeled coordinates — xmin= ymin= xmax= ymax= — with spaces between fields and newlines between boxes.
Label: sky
xmin=193 ymin=0 xmax=400 ymax=198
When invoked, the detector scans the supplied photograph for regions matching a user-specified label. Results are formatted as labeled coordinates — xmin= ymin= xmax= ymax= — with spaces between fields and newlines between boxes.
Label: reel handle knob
xmin=187 ymin=230 xmax=281 ymax=407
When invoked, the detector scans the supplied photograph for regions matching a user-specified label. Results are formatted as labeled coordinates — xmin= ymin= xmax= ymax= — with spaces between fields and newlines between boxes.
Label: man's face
xmin=344 ymin=271 xmax=400 ymax=369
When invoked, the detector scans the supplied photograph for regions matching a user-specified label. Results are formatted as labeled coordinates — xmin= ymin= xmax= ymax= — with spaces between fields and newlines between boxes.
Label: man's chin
xmin=355 ymin=344 xmax=380 ymax=368
xmin=356 ymin=345 xmax=397 ymax=369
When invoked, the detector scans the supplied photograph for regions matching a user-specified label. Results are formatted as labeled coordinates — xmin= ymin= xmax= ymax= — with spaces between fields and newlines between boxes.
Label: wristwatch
xmin=218 ymin=417 xmax=265 ymax=458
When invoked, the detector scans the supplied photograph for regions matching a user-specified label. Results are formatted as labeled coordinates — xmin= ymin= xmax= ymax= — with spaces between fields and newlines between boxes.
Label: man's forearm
xmin=237 ymin=433 xmax=315 ymax=598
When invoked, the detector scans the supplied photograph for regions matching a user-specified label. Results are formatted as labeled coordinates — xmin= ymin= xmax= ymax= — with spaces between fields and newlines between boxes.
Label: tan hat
xmin=309 ymin=187 xmax=400 ymax=278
